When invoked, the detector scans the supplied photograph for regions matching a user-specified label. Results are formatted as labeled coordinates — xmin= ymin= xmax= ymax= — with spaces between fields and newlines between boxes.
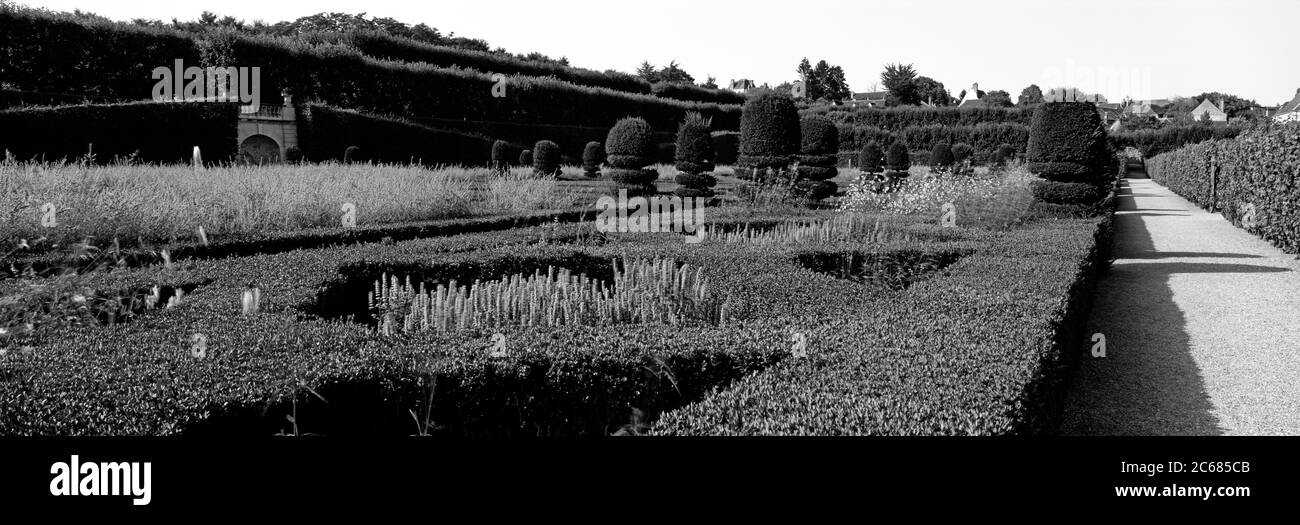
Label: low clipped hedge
xmin=0 ymin=101 xmax=238 ymax=163
xmin=1030 ymin=180 xmax=1108 ymax=205
xmin=1110 ymin=124 xmax=1245 ymax=159
xmin=1147 ymin=123 xmax=1300 ymax=253
xmin=0 ymin=202 xmax=1115 ymax=435
xmin=652 ymin=82 xmax=746 ymax=105
xmin=653 ymin=212 xmax=1115 ymax=435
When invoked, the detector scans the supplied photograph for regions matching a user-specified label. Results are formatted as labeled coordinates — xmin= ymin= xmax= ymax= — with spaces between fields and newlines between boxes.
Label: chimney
xmin=1218 ymin=99 xmax=1225 ymax=112
xmin=971 ymin=82 xmax=979 ymax=94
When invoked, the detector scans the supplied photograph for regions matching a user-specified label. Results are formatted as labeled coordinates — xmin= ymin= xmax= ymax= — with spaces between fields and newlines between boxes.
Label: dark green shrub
xmin=532 ymin=140 xmax=561 ymax=177
xmin=997 ymin=143 xmax=1016 ymax=160
xmin=791 ymin=115 xmax=838 ymax=201
xmin=344 ymin=146 xmax=362 ymax=164
xmin=885 ymin=142 xmax=911 ymax=173
xmin=519 ymin=149 xmax=533 ymax=166
xmin=929 ymin=143 xmax=954 ymax=173
xmin=1030 ymin=180 xmax=1107 ymax=205
xmin=738 ymin=93 xmax=800 ymax=177
xmin=581 ymin=141 xmax=604 ymax=177
xmin=1026 ymin=102 xmax=1110 ymax=183
xmin=858 ymin=142 xmax=884 ymax=173
xmin=952 ymin=143 xmax=973 ymax=164
xmin=491 ymin=140 xmax=512 ymax=171
xmin=711 ymin=131 xmax=740 ymax=165
xmin=674 ymin=113 xmax=717 ymax=199
xmin=284 ymin=146 xmax=303 ymax=163
xmin=604 ymin=117 xmax=659 ymax=191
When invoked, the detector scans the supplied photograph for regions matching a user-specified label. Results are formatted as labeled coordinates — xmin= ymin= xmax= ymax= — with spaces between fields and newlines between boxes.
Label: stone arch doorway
xmin=239 ymin=134 xmax=281 ymax=165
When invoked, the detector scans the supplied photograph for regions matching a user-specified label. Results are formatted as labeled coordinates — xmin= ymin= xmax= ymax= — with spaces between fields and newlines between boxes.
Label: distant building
xmin=1097 ymin=102 xmax=1124 ymax=125
xmin=847 ymin=91 xmax=889 ymax=108
xmin=957 ymin=83 xmax=984 ymax=108
xmin=728 ymin=79 xmax=757 ymax=94
xmin=1248 ymin=106 xmax=1278 ymax=119
xmin=1190 ymin=99 xmax=1228 ymax=122
xmin=1274 ymin=88 xmax=1300 ymax=123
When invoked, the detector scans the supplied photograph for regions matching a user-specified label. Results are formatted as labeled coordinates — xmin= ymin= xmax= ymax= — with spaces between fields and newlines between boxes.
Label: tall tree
xmin=636 ymin=61 xmax=658 ymax=83
xmin=881 ymin=63 xmax=919 ymax=106
xmin=702 ymin=76 xmax=719 ymax=89
xmin=913 ymin=76 xmax=951 ymax=106
xmin=1017 ymin=84 xmax=1044 ymax=106
xmin=658 ymin=60 xmax=695 ymax=84
xmin=983 ymin=90 xmax=1014 ymax=107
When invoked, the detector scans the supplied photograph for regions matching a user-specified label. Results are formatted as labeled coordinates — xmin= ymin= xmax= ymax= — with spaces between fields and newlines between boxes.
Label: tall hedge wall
xmin=835 ymin=123 xmax=1029 ymax=164
xmin=408 ymin=116 xmax=673 ymax=161
xmin=1109 ymin=124 xmax=1246 ymax=159
xmin=0 ymin=101 xmax=238 ymax=163
xmin=0 ymin=7 xmax=741 ymax=134
xmin=651 ymin=82 xmax=746 ymax=105
xmin=347 ymin=30 xmax=651 ymax=94
xmin=297 ymin=104 xmax=501 ymax=166
xmin=805 ymin=105 xmax=1035 ymax=130
xmin=1146 ymin=123 xmax=1300 ymax=253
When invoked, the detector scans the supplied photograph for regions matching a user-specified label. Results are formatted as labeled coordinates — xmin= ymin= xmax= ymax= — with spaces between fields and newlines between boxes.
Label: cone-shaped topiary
xmin=533 ymin=140 xmax=561 ymax=177
xmin=604 ymin=117 xmax=659 ymax=195
xmin=792 ymin=115 xmax=838 ymax=201
xmin=491 ymin=140 xmax=512 ymax=173
xmin=738 ymin=92 xmax=800 ymax=181
xmin=518 ymin=149 xmax=533 ymax=167
xmin=929 ymin=143 xmax=954 ymax=174
xmin=344 ymin=145 xmax=362 ymax=164
xmin=673 ymin=112 xmax=717 ymax=199
xmin=711 ymin=131 xmax=740 ymax=166
xmin=858 ymin=142 xmax=884 ymax=174
xmin=582 ymin=141 xmax=604 ymax=177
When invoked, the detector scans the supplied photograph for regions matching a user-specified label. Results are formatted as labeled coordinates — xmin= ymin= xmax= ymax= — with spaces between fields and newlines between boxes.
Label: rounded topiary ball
xmin=582 ymin=141 xmax=604 ymax=177
xmin=858 ymin=142 xmax=884 ymax=174
xmin=605 ymin=117 xmax=659 ymax=187
xmin=285 ymin=146 xmax=304 ymax=164
xmin=518 ymin=149 xmax=533 ymax=167
xmin=532 ymin=140 xmax=562 ymax=177
xmin=930 ymin=143 xmax=954 ymax=172
xmin=796 ymin=115 xmax=838 ymax=183
xmin=738 ymin=92 xmax=801 ymax=175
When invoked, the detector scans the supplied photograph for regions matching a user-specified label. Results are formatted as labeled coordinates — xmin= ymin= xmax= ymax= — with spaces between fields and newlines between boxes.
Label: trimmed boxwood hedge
xmin=804 ymin=104 xmax=1036 ymax=131
xmin=1147 ymin=123 xmax=1300 ymax=254
xmin=1030 ymin=180 xmax=1108 ymax=205
xmin=1109 ymin=124 xmax=1245 ymax=159
xmin=651 ymin=82 xmax=746 ymax=105
xmin=0 ymin=101 xmax=238 ymax=164
xmin=297 ymin=104 xmax=498 ymax=166
xmin=0 ymin=206 xmax=1113 ymax=436
xmin=652 ymin=212 xmax=1115 ymax=435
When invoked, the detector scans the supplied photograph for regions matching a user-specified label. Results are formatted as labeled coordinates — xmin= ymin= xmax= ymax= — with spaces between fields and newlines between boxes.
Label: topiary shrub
xmin=344 ymin=145 xmax=362 ymax=164
xmin=886 ymin=142 xmax=911 ymax=174
xmin=1026 ymin=102 xmax=1113 ymax=208
xmin=604 ymin=117 xmax=659 ymax=195
xmin=491 ymin=140 xmax=512 ymax=173
xmin=285 ymin=146 xmax=304 ymax=164
xmin=1026 ymin=102 xmax=1110 ymax=184
xmin=582 ymin=141 xmax=604 ymax=177
xmin=793 ymin=115 xmax=838 ymax=201
xmin=711 ymin=131 xmax=740 ymax=166
xmin=858 ymin=142 xmax=884 ymax=174
xmin=738 ymin=92 xmax=800 ymax=182
xmin=952 ymin=143 xmax=973 ymax=165
xmin=997 ymin=143 xmax=1017 ymax=161
xmin=519 ymin=149 xmax=533 ymax=167
xmin=929 ymin=142 xmax=954 ymax=174
xmin=533 ymin=139 xmax=562 ymax=177
xmin=673 ymin=113 xmax=718 ymax=199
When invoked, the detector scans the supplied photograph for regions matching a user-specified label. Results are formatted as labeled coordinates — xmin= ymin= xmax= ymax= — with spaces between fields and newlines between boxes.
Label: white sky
xmin=20 ymin=0 xmax=1300 ymax=105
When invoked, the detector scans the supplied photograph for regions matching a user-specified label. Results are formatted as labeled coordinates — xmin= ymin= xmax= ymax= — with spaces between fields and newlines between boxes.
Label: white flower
xmin=0 ymin=327 xmax=7 ymax=336
xmin=72 ymin=294 xmax=87 ymax=304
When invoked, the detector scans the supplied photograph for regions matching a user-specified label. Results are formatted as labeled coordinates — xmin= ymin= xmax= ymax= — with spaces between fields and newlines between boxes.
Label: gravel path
xmin=1061 ymin=173 xmax=1300 ymax=436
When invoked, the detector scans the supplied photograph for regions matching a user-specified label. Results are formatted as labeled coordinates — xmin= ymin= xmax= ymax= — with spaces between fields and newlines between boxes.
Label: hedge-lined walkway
xmin=1061 ymin=173 xmax=1300 ymax=436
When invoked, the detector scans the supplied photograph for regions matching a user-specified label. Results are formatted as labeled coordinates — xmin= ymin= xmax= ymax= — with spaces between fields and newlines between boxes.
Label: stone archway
xmin=239 ymin=134 xmax=281 ymax=165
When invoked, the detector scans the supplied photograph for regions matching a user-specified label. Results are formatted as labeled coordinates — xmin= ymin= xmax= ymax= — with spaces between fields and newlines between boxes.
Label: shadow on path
xmin=1060 ymin=172 xmax=1226 ymax=436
